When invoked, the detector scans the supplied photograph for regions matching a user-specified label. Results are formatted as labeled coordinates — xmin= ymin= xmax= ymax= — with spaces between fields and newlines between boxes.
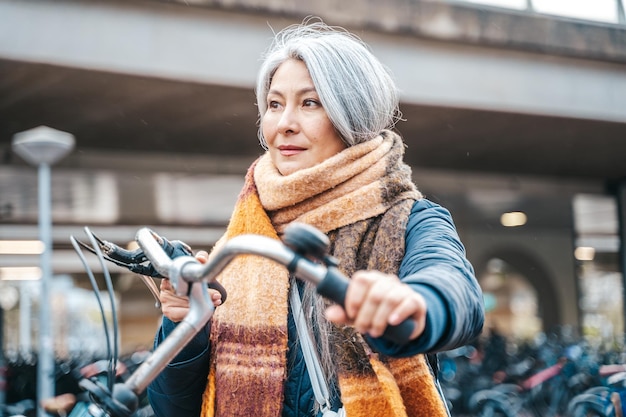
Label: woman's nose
xmin=277 ymin=106 xmax=299 ymax=134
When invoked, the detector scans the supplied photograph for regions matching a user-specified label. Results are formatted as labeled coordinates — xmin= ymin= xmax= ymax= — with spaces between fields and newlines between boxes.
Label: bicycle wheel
xmin=468 ymin=389 xmax=519 ymax=417
xmin=567 ymin=389 xmax=614 ymax=417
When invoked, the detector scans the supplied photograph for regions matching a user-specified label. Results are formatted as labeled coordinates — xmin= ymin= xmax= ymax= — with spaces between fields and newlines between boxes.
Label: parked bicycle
xmin=567 ymin=363 xmax=626 ymax=417
xmin=468 ymin=342 xmax=596 ymax=417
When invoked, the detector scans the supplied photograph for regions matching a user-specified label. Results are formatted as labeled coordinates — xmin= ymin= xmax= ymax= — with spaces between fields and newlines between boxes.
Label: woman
xmin=148 ymin=19 xmax=484 ymax=417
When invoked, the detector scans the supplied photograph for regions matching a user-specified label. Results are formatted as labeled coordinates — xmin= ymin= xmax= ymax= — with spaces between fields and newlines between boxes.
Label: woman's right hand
xmin=158 ymin=250 xmax=222 ymax=322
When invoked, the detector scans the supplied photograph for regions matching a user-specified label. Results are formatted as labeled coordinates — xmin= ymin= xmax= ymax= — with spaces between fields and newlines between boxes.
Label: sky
xmin=464 ymin=0 xmax=624 ymax=23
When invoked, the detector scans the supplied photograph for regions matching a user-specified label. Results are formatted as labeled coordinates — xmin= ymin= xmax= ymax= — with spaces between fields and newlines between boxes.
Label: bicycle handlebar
xmin=84 ymin=223 xmax=416 ymax=417
xmin=136 ymin=224 xmax=416 ymax=343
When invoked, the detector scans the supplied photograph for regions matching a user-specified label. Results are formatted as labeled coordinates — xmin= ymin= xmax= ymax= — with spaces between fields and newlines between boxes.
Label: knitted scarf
xmin=201 ymin=130 xmax=448 ymax=417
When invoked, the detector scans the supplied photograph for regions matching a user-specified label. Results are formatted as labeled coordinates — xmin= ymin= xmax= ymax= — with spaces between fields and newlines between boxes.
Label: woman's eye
xmin=303 ymin=99 xmax=320 ymax=107
xmin=268 ymin=100 xmax=281 ymax=109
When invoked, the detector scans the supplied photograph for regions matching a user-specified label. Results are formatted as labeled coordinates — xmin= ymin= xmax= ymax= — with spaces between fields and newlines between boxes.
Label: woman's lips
xmin=278 ymin=145 xmax=305 ymax=156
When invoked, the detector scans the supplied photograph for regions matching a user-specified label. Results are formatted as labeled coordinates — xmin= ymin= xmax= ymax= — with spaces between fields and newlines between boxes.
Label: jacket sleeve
xmin=147 ymin=316 xmax=211 ymax=417
xmin=368 ymin=198 xmax=484 ymax=357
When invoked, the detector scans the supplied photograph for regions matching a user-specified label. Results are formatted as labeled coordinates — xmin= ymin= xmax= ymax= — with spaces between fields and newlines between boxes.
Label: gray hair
xmin=256 ymin=18 xmax=401 ymax=148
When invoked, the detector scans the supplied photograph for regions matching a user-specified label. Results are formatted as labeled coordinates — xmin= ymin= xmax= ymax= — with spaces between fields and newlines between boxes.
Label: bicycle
xmin=566 ymin=364 xmax=626 ymax=417
xmin=468 ymin=355 xmax=576 ymax=417
xmin=61 ymin=222 xmax=416 ymax=417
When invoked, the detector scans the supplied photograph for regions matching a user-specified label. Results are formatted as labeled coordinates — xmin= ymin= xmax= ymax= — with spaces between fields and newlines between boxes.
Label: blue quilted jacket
xmin=148 ymin=199 xmax=484 ymax=417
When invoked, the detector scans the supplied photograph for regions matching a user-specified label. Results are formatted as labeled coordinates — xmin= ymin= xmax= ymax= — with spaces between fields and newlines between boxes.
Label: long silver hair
xmin=257 ymin=19 xmax=402 ymax=402
xmin=255 ymin=18 xmax=402 ymax=148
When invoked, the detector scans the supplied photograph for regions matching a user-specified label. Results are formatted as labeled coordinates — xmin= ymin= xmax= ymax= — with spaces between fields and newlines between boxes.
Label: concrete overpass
xmin=1 ymin=0 xmax=626 ymax=178
xmin=1 ymin=0 xmax=626 ymax=347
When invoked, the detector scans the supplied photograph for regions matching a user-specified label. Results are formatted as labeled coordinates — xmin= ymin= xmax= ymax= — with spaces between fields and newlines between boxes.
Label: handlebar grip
xmin=315 ymin=267 xmax=415 ymax=347
xmin=380 ymin=314 xmax=415 ymax=347
xmin=315 ymin=266 xmax=349 ymax=305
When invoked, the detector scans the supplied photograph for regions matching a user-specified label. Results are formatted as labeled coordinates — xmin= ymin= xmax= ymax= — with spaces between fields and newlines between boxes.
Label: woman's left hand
xmin=325 ymin=270 xmax=426 ymax=341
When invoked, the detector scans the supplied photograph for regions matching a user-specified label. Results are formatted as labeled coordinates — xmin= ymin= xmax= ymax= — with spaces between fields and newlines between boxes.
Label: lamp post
xmin=0 ymin=297 xmax=5 ymax=417
xmin=12 ymin=126 xmax=75 ymax=417
xmin=0 ymin=285 xmax=19 ymax=417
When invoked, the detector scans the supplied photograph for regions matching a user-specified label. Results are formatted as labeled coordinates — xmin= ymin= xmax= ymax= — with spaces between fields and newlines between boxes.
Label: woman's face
xmin=262 ymin=59 xmax=346 ymax=176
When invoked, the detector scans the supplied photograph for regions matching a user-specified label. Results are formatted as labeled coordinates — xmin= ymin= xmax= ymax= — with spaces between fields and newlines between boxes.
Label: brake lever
xmin=74 ymin=231 xmax=228 ymax=304
xmin=74 ymin=233 xmax=190 ymax=278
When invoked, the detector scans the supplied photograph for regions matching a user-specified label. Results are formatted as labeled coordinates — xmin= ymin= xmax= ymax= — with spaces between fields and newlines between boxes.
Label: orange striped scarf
xmin=201 ymin=130 xmax=448 ymax=417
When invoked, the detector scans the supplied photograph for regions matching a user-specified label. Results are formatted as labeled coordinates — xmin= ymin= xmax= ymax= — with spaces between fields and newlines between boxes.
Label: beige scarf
xmin=201 ymin=131 xmax=448 ymax=417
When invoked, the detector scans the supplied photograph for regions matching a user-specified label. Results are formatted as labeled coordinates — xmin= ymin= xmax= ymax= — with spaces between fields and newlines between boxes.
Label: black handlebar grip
xmin=380 ymin=314 xmax=415 ymax=347
xmin=315 ymin=266 xmax=349 ymax=306
xmin=315 ymin=266 xmax=415 ymax=347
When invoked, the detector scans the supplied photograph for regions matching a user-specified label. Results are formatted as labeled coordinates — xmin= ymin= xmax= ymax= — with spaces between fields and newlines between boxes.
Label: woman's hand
xmin=324 ymin=270 xmax=426 ymax=341
xmin=158 ymin=250 xmax=222 ymax=322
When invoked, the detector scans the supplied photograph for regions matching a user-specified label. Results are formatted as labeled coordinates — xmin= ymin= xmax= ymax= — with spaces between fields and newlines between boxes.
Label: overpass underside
xmin=1 ymin=0 xmax=625 ymax=179
xmin=1 ymin=0 xmax=626 ymax=345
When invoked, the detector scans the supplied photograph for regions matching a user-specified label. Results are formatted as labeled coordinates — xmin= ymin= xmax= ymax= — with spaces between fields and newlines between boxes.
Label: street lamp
xmin=12 ymin=126 xmax=75 ymax=417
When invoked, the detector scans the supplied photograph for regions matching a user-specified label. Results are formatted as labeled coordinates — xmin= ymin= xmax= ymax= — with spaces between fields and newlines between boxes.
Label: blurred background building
xmin=0 ymin=0 xmax=625 ymax=361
